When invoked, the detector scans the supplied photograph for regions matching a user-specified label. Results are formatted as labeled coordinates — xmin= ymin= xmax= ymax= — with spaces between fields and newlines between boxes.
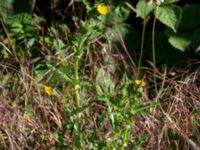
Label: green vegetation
xmin=0 ymin=0 xmax=200 ymax=149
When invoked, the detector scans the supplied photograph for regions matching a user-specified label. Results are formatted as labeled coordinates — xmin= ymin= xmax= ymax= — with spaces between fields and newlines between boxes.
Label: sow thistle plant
xmin=67 ymin=2 xmax=155 ymax=148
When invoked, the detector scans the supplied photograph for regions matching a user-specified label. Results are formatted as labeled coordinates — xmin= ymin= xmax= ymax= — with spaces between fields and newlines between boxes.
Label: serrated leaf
xmin=114 ymin=4 xmax=130 ymax=23
xmin=168 ymin=35 xmax=191 ymax=52
xmin=156 ymin=4 xmax=182 ymax=32
xmin=136 ymin=0 xmax=155 ymax=18
xmin=165 ymin=28 xmax=191 ymax=52
xmin=95 ymin=67 xmax=115 ymax=96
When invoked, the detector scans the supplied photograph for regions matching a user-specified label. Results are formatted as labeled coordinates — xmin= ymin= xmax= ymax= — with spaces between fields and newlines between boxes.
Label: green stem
xmin=138 ymin=3 xmax=147 ymax=77
xmin=121 ymin=127 xmax=129 ymax=149
xmin=152 ymin=6 xmax=158 ymax=93
xmin=74 ymin=57 xmax=80 ymax=109
xmin=74 ymin=36 xmax=83 ymax=110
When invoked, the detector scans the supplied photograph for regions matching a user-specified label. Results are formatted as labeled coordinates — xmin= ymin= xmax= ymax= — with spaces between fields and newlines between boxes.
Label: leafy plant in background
xmin=1 ymin=12 xmax=45 ymax=62
xmin=0 ymin=0 xmax=14 ymax=20
xmin=135 ymin=0 xmax=183 ymax=90
xmin=7 ymin=13 xmax=44 ymax=40
xmin=136 ymin=0 xmax=200 ymax=68
xmin=166 ymin=4 xmax=200 ymax=54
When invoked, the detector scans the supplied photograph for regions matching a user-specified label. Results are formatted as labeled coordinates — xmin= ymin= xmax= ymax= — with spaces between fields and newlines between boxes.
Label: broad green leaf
xmin=156 ymin=4 xmax=182 ymax=32
xmin=147 ymin=30 xmax=188 ymax=66
xmin=168 ymin=35 xmax=191 ymax=52
xmin=168 ymin=33 xmax=191 ymax=52
xmin=136 ymin=0 xmax=155 ymax=18
xmin=165 ymin=28 xmax=191 ymax=52
xmin=114 ymin=4 xmax=130 ymax=23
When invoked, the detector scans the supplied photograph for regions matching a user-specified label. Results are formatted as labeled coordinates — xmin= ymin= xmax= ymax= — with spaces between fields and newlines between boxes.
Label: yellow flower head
xmin=135 ymin=79 xmax=146 ymax=87
xmin=3 ymin=38 xmax=9 ymax=45
xmin=97 ymin=4 xmax=109 ymax=15
xmin=44 ymin=85 xmax=52 ymax=96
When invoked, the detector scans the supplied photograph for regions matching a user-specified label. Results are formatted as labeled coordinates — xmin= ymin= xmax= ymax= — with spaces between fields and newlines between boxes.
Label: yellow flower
xmin=3 ymin=38 xmax=9 ymax=45
xmin=135 ymin=79 xmax=146 ymax=87
xmin=97 ymin=4 xmax=109 ymax=15
xmin=44 ymin=85 xmax=52 ymax=96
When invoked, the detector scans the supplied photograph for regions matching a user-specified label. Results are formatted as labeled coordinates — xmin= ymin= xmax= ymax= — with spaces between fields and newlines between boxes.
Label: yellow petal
xmin=141 ymin=81 xmax=146 ymax=87
xmin=3 ymin=38 xmax=9 ymax=45
xmin=135 ymin=79 xmax=146 ymax=87
xmin=135 ymin=79 xmax=141 ymax=85
xmin=97 ymin=4 xmax=109 ymax=15
xmin=44 ymin=85 xmax=52 ymax=96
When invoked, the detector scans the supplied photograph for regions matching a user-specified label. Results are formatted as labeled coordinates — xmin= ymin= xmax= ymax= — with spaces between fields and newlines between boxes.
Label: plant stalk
xmin=152 ymin=5 xmax=158 ymax=93
xmin=138 ymin=3 xmax=147 ymax=77
xmin=74 ymin=57 xmax=80 ymax=109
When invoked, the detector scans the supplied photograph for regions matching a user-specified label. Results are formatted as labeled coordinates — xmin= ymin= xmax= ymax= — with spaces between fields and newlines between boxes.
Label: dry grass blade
xmin=0 ymin=96 xmax=6 ymax=124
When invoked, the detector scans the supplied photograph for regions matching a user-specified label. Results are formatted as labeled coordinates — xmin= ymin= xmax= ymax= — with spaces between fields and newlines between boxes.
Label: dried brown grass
xmin=133 ymin=68 xmax=200 ymax=150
